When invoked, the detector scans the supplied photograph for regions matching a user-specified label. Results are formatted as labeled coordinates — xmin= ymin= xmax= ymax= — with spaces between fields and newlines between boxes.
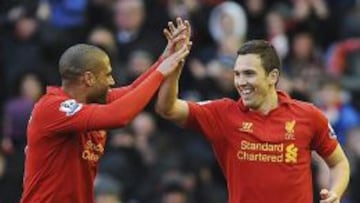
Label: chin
xmin=242 ymin=99 xmax=258 ymax=109
xmin=244 ymin=103 xmax=254 ymax=109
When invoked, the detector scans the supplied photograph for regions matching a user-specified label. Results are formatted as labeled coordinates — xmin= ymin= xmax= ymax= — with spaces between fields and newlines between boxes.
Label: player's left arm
xmin=310 ymin=105 xmax=350 ymax=203
xmin=319 ymin=145 xmax=350 ymax=203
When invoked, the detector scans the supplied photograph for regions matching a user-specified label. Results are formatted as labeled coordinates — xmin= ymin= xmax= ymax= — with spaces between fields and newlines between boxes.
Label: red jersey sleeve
xmin=107 ymin=56 xmax=163 ymax=102
xmin=310 ymin=105 xmax=339 ymax=158
xmin=185 ymin=99 xmax=227 ymax=142
xmin=37 ymin=71 xmax=164 ymax=134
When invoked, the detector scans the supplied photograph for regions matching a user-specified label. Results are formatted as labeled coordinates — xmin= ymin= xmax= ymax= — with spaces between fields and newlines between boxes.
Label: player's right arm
xmin=155 ymin=62 xmax=189 ymax=126
xmin=155 ymin=18 xmax=191 ymax=126
xmin=155 ymin=69 xmax=227 ymax=143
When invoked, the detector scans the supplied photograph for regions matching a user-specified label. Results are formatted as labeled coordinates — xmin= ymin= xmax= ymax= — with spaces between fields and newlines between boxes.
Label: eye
xmin=243 ymin=70 xmax=256 ymax=76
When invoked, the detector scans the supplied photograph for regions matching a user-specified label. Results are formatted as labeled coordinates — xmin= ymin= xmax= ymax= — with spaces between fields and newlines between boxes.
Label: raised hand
xmin=157 ymin=42 xmax=190 ymax=77
xmin=162 ymin=17 xmax=192 ymax=58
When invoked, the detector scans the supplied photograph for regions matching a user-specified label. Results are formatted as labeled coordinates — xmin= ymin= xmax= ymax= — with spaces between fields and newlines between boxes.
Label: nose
xmin=109 ymin=76 xmax=115 ymax=86
xmin=235 ymin=74 xmax=247 ymax=87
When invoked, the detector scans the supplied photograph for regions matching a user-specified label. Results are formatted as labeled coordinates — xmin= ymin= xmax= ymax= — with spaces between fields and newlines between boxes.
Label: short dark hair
xmin=59 ymin=44 xmax=107 ymax=80
xmin=237 ymin=40 xmax=280 ymax=74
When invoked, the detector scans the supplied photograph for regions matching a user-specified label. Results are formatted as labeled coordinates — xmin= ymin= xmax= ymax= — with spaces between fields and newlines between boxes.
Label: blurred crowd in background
xmin=0 ymin=0 xmax=360 ymax=202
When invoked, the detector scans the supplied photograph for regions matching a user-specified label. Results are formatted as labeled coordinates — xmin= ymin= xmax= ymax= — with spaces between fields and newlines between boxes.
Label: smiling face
xmin=234 ymin=54 xmax=279 ymax=109
xmin=59 ymin=44 xmax=116 ymax=104
xmin=234 ymin=40 xmax=281 ymax=110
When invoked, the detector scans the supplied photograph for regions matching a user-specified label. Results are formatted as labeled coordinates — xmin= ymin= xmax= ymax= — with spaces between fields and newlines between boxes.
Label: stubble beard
xmin=88 ymin=89 xmax=108 ymax=104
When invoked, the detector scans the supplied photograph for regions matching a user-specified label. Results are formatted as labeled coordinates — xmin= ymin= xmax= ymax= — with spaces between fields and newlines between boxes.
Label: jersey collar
xmin=46 ymin=86 xmax=71 ymax=98
xmin=237 ymin=90 xmax=293 ymax=112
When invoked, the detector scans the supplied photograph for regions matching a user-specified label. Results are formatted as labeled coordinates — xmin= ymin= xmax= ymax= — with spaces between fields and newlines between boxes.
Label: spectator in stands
xmin=1 ymin=15 xmax=44 ymax=91
xmin=113 ymin=0 xmax=164 ymax=62
xmin=1 ymin=72 xmax=44 ymax=203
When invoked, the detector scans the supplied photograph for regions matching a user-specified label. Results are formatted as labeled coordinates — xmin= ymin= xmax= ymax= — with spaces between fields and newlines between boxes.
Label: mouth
xmin=239 ymin=86 xmax=255 ymax=99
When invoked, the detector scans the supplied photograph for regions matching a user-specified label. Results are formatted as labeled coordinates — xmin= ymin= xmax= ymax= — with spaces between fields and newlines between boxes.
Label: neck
xmin=62 ymin=82 xmax=87 ymax=103
xmin=255 ymin=90 xmax=279 ymax=115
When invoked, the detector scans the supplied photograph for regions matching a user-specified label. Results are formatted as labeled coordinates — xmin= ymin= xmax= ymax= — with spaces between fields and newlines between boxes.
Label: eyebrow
xmin=233 ymin=68 xmax=256 ymax=73
xmin=243 ymin=69 xmax=256 ymax=73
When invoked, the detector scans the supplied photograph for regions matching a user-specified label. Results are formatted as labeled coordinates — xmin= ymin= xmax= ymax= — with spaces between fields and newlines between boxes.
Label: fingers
xmin=163 ymin=28 xmax=172 ymax=41
xmin=172 ymin=35 xmax=186 ymax=44
xmin=178 ymin=46 xmax=190 ymax=60
xmin=168 ymin=21 xmax=176 ymax=33
xmin=172 ymin=25 xmax=186 ymax=38
xmin=162 ymin=17 xmax=191 ymax=58
xmin=158 ymin=44 xmax=189 ymax=76
xmin=320 ymin=189 xmax=329 ymax=200
xmin=176 ymin=17 xmax=184 ymax=28
xmin=166 ymin=17 xmax=187 ymax=39
xmin=184 ymin=20 xmax=191 ymax=37
xmin=171 ymin=41 xmax=191 ymax=65
xmin=319 ymin=189 xmax=338 ymax=203
xmin=165 ymin=43 xmax=188 ymax=63
xmin=173 ymin=43 xmax=190 ymax=61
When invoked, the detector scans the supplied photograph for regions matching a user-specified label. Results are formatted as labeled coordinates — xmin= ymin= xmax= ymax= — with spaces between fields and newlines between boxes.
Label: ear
xmin=268 ymin=69 xmax=280 ymax=85
xmin=83 ymin=71 xmax=96 ymax=87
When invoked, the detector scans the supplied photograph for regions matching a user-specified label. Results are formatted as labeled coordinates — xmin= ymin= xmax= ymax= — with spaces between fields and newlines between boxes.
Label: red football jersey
xmin=186 ymin=91 xmax=338 ymax=203
xmin=21 ymin=69 xmax=164 ymax=202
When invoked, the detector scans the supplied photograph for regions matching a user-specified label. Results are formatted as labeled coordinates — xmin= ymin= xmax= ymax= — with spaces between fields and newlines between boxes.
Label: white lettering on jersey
xmin=59 ymin=99 xmax=83 ymax=116
xmin=328 ymin=123 xmax=337 ymax=139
